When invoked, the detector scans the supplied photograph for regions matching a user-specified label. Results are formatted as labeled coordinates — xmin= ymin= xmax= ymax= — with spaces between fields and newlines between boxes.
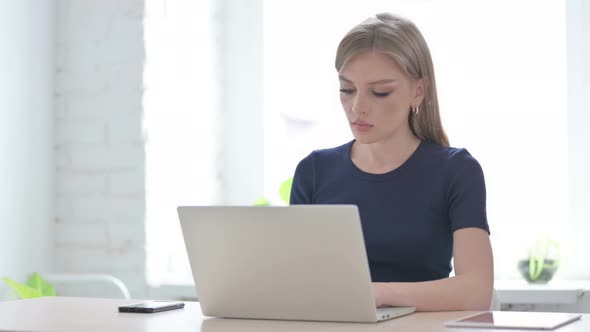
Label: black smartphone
xmin=118 ymin=301 xmax=185 ymax=313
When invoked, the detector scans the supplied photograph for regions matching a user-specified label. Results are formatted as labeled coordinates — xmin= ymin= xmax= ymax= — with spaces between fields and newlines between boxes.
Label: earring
xmin=412 ymin=105 xmax=420 ymax=115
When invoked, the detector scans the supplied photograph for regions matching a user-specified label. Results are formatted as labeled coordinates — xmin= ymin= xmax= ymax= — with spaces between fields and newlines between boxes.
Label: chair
xmin=44 ymin=274 xmax=131 ymax=299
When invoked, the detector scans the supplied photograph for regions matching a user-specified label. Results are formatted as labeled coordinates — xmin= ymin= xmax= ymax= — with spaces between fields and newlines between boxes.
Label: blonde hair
xmin=335 ymin=13 xmax=449 ymax=147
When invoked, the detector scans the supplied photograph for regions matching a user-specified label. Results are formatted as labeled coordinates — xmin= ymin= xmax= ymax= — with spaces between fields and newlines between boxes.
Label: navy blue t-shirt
xmin=290 ymin=140 xmax=489 ymax=282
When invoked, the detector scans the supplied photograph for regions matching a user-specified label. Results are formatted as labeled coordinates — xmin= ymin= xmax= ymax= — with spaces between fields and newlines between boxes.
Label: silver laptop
xmin=177 ymin=205 xmax=416 ymax=323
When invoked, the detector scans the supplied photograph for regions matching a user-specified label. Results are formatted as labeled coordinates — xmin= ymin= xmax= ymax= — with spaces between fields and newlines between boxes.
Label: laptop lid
xmin=178 ymin=205 xmax=388 ymax=322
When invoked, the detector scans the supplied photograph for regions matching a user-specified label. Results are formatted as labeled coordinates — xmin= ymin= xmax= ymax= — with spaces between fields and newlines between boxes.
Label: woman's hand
xmin=373 ymin=282 xmax=389 ymax=307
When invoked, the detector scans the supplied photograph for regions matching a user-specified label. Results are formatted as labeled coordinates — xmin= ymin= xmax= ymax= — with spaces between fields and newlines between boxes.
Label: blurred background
xmin=1 ymin=0 xmax=588 ymax=309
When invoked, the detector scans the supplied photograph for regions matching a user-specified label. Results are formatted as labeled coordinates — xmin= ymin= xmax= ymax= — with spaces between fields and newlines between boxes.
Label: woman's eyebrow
xmin=368 ymin=79 xmax=397 ymax=85
xmin=338 ymin=76 xmax=397 ymax=85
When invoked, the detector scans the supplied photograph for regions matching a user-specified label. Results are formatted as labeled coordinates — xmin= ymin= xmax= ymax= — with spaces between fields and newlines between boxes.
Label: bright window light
xmin=144 ymin=0 xmax=570 ymax=285
xmin=144 ymin=0 xmax=219 ymax=286
xmin=264 ymin=0 xmax=567 ymax=279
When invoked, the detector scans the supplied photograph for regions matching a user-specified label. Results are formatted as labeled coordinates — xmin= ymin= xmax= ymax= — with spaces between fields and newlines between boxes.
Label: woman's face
xmin=338 ymin=51 xmax=423 ymax=144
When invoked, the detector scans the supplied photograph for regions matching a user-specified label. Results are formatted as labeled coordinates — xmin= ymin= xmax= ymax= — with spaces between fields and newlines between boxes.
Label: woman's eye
xmin=372 ymin=91 xmax=391 ymax=97
xmin=339 ymin=88 xmax=355 ymax=95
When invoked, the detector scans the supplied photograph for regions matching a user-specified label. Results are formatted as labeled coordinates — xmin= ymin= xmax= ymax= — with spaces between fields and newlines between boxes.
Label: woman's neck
xmin=351 ymin=132 xmax=421 ymax=174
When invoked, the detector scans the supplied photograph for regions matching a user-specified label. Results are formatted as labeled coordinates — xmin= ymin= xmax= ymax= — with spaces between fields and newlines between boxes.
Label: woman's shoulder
xmin=420 ymin=140 xmax=483 ymax=173
xmin=294 ymin=141 xmax=353 ymax=177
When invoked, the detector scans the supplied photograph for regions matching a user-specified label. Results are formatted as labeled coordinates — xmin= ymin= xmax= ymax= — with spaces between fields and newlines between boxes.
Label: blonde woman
xmin=290 ymin=13 xmax=494 ymax=311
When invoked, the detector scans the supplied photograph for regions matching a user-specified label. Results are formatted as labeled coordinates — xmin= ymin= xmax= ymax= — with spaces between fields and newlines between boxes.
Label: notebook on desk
xmin=177 ymin=205 xmax=416 ymax=323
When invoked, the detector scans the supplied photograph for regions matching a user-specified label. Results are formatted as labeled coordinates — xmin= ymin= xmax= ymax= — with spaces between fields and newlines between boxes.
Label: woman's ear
xmin=412 ymin=78 xmax=426 ymax=106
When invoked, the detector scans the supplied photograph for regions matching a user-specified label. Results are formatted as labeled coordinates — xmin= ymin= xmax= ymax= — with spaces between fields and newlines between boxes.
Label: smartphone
xmin=118 ymin=301 xmax=185 ymax=313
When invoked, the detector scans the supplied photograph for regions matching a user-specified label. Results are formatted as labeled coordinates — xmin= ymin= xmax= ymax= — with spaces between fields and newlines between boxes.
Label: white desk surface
xmin=0 ymin=296 xmax=587 ymax=332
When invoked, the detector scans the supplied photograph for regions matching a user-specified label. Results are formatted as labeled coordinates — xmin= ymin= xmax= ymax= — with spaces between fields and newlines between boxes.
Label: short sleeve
xmin=446 ymin=149 xmax=490 ymax=234
xmin=289 ymin=152 xmax=315 ymax=205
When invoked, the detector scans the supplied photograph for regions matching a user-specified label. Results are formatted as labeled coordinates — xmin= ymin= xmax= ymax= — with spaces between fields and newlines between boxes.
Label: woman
xmin=290 ymin=13 xmax=493 ymax=311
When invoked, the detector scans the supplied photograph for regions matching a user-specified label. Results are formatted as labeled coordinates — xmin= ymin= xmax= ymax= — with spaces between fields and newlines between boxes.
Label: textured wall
xmin=54 ymin=0 xmax=147 ymax=297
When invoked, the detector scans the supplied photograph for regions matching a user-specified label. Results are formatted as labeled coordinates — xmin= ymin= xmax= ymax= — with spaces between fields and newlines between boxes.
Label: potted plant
xmin=517 ymin=238 xmax=560 ymax=284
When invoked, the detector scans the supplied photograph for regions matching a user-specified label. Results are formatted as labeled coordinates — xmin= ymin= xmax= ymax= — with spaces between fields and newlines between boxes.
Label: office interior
xmin=1 ymin=0 xmax=589 ymax=313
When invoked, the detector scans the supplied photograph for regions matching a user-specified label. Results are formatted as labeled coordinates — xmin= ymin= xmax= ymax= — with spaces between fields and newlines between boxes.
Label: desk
xmin=0 ymin=297 xmax=587 ymax=332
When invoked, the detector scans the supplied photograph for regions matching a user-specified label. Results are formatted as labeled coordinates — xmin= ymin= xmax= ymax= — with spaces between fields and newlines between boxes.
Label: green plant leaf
xmin=279 ymin=177 xmax=293 ymax=205
xmin=26 ymin=272 xmax=56 ymax=296
xmin=529 ymin=256 xmax=543 ymax=280
xmin=527 ymin=237 xmax=560 ymax=281
xmin=2 ymin=278 xmax=43 ymax=299
xmin=253 ymin=197 xmax=271 ymax=206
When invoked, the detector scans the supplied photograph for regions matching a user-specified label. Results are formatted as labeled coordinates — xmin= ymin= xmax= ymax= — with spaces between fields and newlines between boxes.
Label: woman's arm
xmin=373 ymin=227 xmax=494 ymax=311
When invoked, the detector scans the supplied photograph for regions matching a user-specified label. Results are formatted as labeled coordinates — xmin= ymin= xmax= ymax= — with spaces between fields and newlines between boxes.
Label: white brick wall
xmin=55 ymin=0 xmax=147 ymax=298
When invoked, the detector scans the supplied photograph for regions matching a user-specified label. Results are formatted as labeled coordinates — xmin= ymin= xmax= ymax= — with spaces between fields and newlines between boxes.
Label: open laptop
xmin=177 ymin=205 xmax=415 ymax=323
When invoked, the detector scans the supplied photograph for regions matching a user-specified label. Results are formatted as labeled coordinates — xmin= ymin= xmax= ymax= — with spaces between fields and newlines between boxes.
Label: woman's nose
xmin=351 ymin=94 xmax=369 ymax=115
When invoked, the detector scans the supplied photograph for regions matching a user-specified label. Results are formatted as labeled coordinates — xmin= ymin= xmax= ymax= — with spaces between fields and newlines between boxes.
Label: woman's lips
xmin=352 ymin=120 xmax=374 ymax=132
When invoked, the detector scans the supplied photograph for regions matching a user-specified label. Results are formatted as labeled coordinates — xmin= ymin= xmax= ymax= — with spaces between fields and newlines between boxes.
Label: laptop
xmin=177 ymin=205 xmax=415 ymax=323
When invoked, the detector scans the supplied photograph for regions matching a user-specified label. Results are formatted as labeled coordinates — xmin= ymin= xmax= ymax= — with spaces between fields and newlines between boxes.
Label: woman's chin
xmin=352 ymin=135 xmax=376 ymax=144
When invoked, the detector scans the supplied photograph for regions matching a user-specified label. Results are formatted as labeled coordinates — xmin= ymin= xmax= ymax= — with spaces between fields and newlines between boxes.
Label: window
xmin=144 ymin=0 xmax=220 ymax=286
xmin=263 ymin=0 xmax=569 ymax=279
xmin=144 ymin=0 xmax=588 ymax=288
xmin=143 ymin=0 xmax=264 ymax=288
